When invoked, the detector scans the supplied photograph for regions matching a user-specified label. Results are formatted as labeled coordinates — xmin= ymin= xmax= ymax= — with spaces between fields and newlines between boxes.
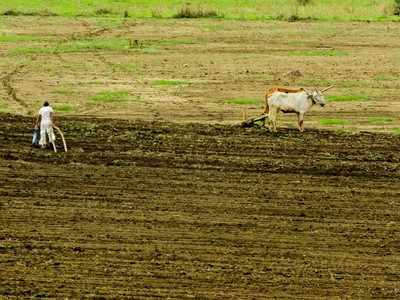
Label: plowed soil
xmin=1 ymin=113 xmax=399 ymax=298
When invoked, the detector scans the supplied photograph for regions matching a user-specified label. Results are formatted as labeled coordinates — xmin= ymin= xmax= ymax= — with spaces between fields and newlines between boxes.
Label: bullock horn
xmin=320 ymin=85 xmax=334 ymax=93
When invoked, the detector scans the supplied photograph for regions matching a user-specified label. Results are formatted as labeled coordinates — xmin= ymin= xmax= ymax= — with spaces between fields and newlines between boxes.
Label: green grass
xmin=327 ymin=95 xmax=369 ymax=102
xmin=0 ymin=102 xmax=8 ymax=112
xmin=367 ymin=117 xmax=393 ymax=125
xmin=393 ymin=128 xmax=400 ymax=135
xmin=374 ymin=74 xmax=398 ymax=81
xmin=0 ymin=0 xmax=399 ymax=21
xmin=91 ymin=91 xmax=130 ymax=103
xmin=110 ymin=63 xmax=140 ymax=74
xmin=140 ymin=47 xmax=159 ymax=54
xmin=11 ymin=37 xmax=130 ymax=55
xmin=156 ymin=39 xmax=198 ymax=46
xmin=153 ymin=79 xmax=191 ymax=86
xmin=90 ymin=91 xmax=140 ymax=103
xmin=54 ymin=103 xmax=75 ymax=113
xmin=286 ymin=50 xmax=348 ymax=57
xmin=225 ymin=98 xmax=260 ymax=105
xmin=320 ymin=118 xmax=351 ymax=126
xmin=0 ymin=34 xmax=43 ymax=43
xmin=58 ymin=38 xmax=129 ymax=53
xmin=335 ymin=128 xmax=353 ymax=134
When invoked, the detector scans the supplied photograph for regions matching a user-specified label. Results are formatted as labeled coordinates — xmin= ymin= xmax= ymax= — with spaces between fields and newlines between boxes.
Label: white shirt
xmin=39 ymin=106 xmax=54 ymax=127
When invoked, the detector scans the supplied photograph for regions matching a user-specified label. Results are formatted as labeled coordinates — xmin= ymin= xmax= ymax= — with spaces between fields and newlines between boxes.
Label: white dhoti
xmin=39 ymin=123 xmax=55 ymax=146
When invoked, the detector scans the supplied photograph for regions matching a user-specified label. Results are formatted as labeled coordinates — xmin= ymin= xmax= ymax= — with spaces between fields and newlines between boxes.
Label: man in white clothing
xmin=35 ymin=101 xmax=56 ymax=150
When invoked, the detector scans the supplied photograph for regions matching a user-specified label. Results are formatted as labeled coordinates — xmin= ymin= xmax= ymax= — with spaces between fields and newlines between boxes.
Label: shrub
xmin=297 ymin=0 xmax=312 ymax=5
xmin=395 ymin=0 xmax=400 ymax=15
xmin=276 ymin=14 xmax=314 ymax=22
xmin=95 ymin=8 xmax=113 ymax=15
xmin=2 ymin=9 xmax=57 ymax=16
xmin=3 ymin=10 xmax=21 ymax=16
xmin=174 ymin=4 xmax=219 ymax=18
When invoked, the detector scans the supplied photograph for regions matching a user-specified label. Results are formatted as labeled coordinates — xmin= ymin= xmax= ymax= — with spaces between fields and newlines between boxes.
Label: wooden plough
xmin=53 ymin=125 xmax=68 ymax=152
xmin=241 ymin=114 xmax=268 ymax=128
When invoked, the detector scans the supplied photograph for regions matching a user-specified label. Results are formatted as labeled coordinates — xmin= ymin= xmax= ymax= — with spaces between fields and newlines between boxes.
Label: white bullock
xmin=266 ymin=87 xmax=332 ymax=132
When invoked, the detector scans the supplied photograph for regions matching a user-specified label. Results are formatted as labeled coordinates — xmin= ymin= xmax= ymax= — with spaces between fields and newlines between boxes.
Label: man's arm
xmin=35 ymin=114 xmax=41 ymax=128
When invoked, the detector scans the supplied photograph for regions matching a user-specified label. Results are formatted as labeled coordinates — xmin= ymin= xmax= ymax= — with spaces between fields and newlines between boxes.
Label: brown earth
xmin=1 ymin=113 xmax=399 ymax=298
xmin=0 ymin=17 xmax=399 ymax=132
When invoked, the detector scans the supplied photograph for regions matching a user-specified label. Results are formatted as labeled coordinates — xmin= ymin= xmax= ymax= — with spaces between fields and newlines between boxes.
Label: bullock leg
xmin=297 ymin=112 xmax=301 ymax=131
xmin=267 ymin=109 xmax=274 ymax=131
xmin=266 ymin=111 xmax=273 ymax=130
xmin=269 ymin=108 xmax=278 ymax=132
xmin=298 ymin=113 xmax=305 ymax=132
xmin=263 ymin=96 xmax=269 ymax=115
xmin=267 ymin=113 xmax=273 ymax=131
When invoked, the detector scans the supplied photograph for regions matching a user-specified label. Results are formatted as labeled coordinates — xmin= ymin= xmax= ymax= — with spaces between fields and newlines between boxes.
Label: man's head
xmin=43 ymin=101 xmax=49 ymax=107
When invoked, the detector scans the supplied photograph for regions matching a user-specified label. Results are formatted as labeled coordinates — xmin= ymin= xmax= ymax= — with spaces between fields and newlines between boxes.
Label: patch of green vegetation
xmin=277 ymin=14 xmax=316 ymax=22
xmin=9 ymin=46 xmax=46 ymax=55
xmin=1 ymin=8 xmax=56 ymax=16
xmin=0 ymin=242 xmax=17 ymax=250
xmin=52 ymin=88 xmax=79 ymax=96
xmin=0 ymin=102 xmax=8 ymax=112
xmin=327 ymin=95 xmax=369 ymax=102
xmin=111 ymin=63 xmax=140 ymax=74
xmin=173 ymin=5 xmax=220 ymax=19
xmin=156 ymin=39 xmax=198 ymax=46
xmin=0 ymin=34 xmax=42 ymax=43
xmin=94 ymin=17 xmax=125 ymax=29
xmin=286 ymin=50 xmax=348 ymax=57
xmin=91 ymin=91 xmax=140 ymax=103
xmin=11 ymin=37 xmax=130 ymax=55
xmin=139 ymin=47 xmax=159 ymax=54
xmin=0 ymin=0 xmax=399 ymax=21
xmin=95 ymin=8 xmax=113 ymax=16
xmin=56 ymin=37 xmax=130 ymax=53
xmin=225 ymin=98 xmax=260 ymax=105
xmin=335 ymin=128 xmax=353 ymax=134
xmin=393 ymin=128 xmax=400 ymax=135
xmin=153 ymin=79 xmax=191 ymax=86
xmin=320 ymin=118 xmax=351 ymax=126
xmin=374 ymin=74 xmax=398 ymax=81
xmin=91 ymin=91 xmax=130 ymax=103
xmin=367 ymin=116 xmax=393 ymax=125
xmin=54 ymin=103 xmax=74 ymax=113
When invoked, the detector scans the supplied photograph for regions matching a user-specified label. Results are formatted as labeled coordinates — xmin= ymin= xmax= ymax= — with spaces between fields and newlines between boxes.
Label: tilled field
xmin=1 ymin=113 xmax=400 ymax=299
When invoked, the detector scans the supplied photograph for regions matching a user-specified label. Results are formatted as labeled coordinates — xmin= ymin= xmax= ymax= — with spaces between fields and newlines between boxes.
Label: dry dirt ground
xmin=1 ymin=113 xmax=399 ymax=298
xmin=0 ymin=17 xmax=399 ymax=132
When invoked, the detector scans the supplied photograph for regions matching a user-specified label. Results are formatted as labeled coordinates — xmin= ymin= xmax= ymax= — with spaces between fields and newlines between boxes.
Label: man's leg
xmin=39 ymin=127 xmax=47 ymax=148
xmin=47 ymin=127 xmax=57 ymax=152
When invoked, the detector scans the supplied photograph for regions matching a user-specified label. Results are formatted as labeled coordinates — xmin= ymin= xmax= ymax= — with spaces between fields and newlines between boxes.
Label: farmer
xmin=35 ymin=101 xmax=56 ymax=149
